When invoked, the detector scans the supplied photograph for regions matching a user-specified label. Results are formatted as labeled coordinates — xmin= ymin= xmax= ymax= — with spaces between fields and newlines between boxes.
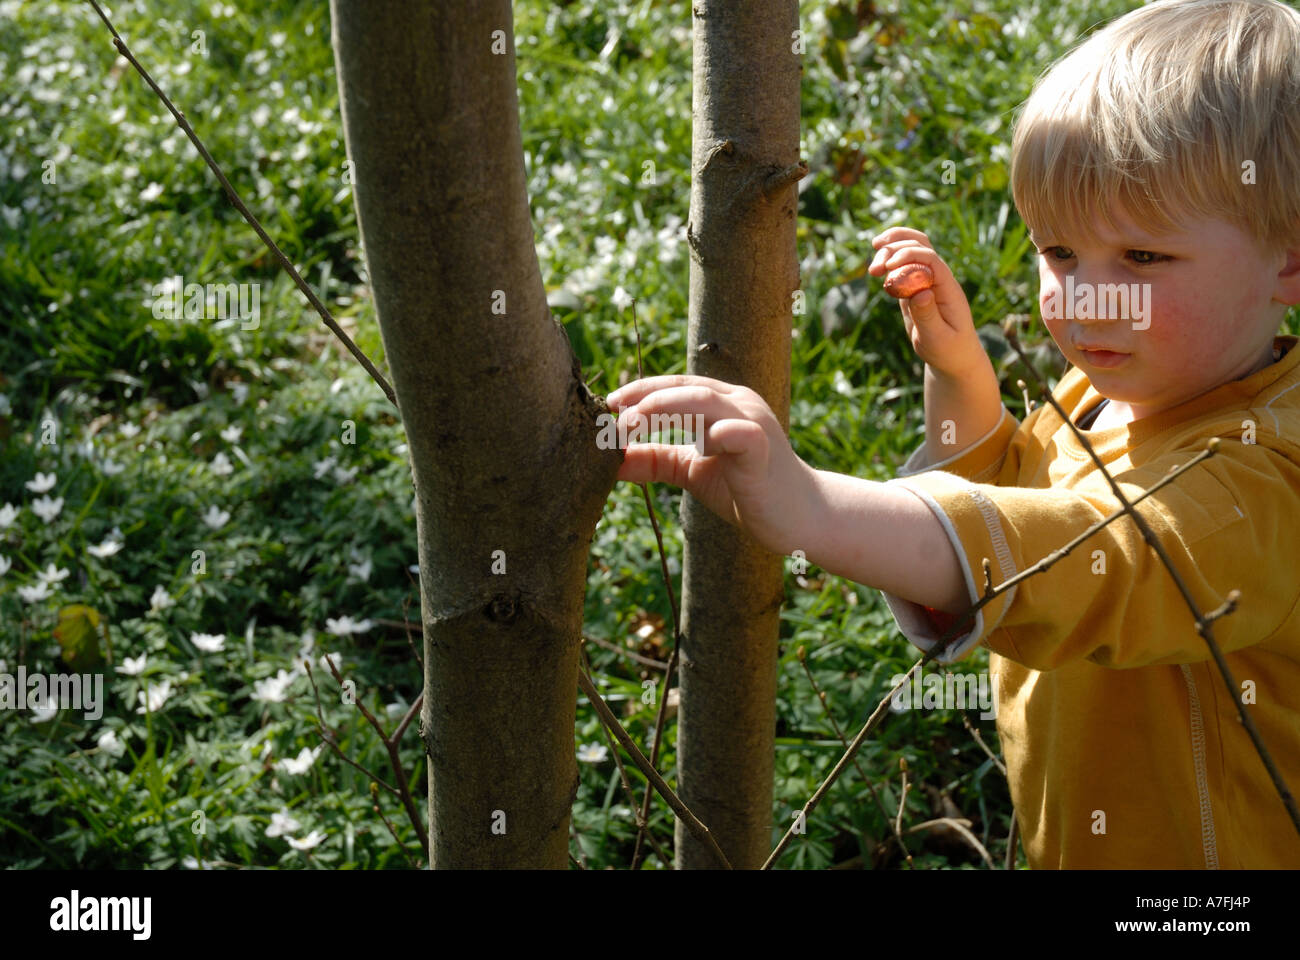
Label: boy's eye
xmin=1127 ymin=249 xmax=1165 ymax=265
xmin=1036 ymin=245 xmax=1073 ymax=260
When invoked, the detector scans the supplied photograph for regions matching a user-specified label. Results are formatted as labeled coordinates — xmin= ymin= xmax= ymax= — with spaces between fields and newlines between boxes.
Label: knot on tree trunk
xmin=486 ymin=593 xmax=519 ymax=624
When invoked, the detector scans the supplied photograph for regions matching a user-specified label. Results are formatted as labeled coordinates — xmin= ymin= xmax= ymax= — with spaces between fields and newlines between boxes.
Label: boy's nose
xmin=1071 ymin=269 xmax=1127 ymax=323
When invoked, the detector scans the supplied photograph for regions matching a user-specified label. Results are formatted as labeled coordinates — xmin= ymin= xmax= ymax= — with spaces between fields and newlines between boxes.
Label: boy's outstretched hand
xmin=869 ymin=226 xmax=985 ymax=377
xmin=604 ymin=375 xmax=816 ymax=556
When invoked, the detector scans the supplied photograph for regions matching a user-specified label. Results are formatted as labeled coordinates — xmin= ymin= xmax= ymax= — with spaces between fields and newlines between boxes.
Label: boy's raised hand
xmin=868 ymin=227 xmax=984 ymax=377
xmin=603 ymin=375 xmax=815 ymax=556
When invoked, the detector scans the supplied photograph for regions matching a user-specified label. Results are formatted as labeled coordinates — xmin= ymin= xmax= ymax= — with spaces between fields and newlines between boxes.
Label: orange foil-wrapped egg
xmin=883 ymin=263 xmax=935 ymax=299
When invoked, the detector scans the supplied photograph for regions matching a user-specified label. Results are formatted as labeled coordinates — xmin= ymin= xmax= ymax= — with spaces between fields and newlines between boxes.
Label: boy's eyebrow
xmin=1028 ymin=229 xmax=1188 ymax=248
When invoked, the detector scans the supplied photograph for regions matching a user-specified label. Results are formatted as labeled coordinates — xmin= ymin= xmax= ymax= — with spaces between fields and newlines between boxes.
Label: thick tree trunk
xmin=676 ymin=1 xmax=804 ymax=868
xmin=330 ymin=1 xmax=620 ymax=868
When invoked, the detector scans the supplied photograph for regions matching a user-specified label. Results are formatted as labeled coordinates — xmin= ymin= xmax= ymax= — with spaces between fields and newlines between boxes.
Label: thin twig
xmin=796 ymin=645 xmax=913 ymax=868
xmin=894 ymin=757 xmax=910 ymax=842
xmin=83 ymin=0 xmax=397 ymax=407
xmin=624 ymin=298 xmax=690 ymax=871
xmin=959 ymin=708 xmax=1006 ymax=778
xmin=583 ymin=632 xmax=669 ymax=671
xmin=764 ymin=658 xmax=925 ymax=869
xmin=370 ymin=782 xmax=421 ymax=869
xmin=316 ymin=656 xmax=429 ymax=854
xmin=579 ymin=647 xmax=674 ymax=868
xmin=1005 ymin=810 xmax=1020 ymax=870
xmin=899 ymin=817 xmax=996 ymax=868
xmin=577 ymin=669 xmax=731 ymax=869
xmin=400 ymin=589 xmax=423 ymax=672
xmin=303 ymin=658 xmax=399 ymax=795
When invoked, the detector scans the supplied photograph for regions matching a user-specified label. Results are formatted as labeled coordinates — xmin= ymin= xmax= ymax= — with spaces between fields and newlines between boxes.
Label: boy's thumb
xmin=907 ymin=287 xmax=938 ymax=319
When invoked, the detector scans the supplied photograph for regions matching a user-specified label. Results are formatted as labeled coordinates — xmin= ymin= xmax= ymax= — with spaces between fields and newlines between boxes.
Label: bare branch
xmin=83 ymin=0 xmax=397 ymax=407
xmin=577 ymin=669 xmax=732 ymax=869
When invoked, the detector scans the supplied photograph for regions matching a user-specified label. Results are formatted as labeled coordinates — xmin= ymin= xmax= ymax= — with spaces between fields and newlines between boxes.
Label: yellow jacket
xmin=880 ymin=334 xmax=1300 ymax=868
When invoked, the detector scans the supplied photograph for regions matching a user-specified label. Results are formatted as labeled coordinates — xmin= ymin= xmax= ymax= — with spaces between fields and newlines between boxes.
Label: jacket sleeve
xmin=879 ymin=437 xmax=1300 ymax=670
xmin=894 ymin=402 xmax=1022 ymax=484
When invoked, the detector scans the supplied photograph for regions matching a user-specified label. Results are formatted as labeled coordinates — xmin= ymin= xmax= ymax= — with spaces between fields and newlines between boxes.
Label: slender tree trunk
xmin=330 ymin=0 xmax=620 ymax=868
xmin=676 ymin=0 xmax=804 ymax=868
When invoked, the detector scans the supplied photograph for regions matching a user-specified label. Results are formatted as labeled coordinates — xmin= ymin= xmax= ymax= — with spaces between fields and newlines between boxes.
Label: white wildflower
xmin=201 ymin=505 xmax=230 ymax=529
xmin=25 ymin=472 xmax=57 ymax=493
xmin=275 ymin=746 xmax=322 ymax=776
xmin=325 ymin=615 xmax=374 ymax=636
xmin=31 ymin=495 xmax=64 ymax=523
xmin=209 ymin=452 xmax=234 ymax=477
xmin=97 ymin=728 xmax=126 ymax=757
xmin=265 ymin=810 xmax=301 ymax=838
xmin=117 ymin=654 xmax=147 ymax=676
xmin=287 ymin=830 xmax=326 ymax=851
xmin=149 ymin=585 xmax=174 ymax=612
xmin=29 ymin=694 xmax=59 ymax=723
xmin=577 ymin=742 xmax=609 ymax=763
xmin=252 ymin=668 xmax=296 ymax=703
xmin=136 ymin=679 xmax=173 ymax=714
xmin=18 ymin=581 xmax=52 ymax=603
xmin=191 ymin=632 xmax=226 ymax=653
xmin=36 ymin=563 xmax=69 ymax=584
xmin=87 ymin=537 xmax=124 ymax=559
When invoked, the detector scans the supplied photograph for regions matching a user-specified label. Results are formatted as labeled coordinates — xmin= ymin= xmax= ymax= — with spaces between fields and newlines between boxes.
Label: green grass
xmin=3 ymin=0 xmax=1295 ymax=870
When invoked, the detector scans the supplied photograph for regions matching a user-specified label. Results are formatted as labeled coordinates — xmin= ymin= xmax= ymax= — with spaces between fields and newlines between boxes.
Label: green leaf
xmin=54 ymin=605 xmax=104 ymax=670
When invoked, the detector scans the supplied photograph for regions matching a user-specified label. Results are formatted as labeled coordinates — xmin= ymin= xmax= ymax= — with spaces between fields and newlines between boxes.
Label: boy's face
xmin=1031 ymin=205 xmax=1292 ymax=422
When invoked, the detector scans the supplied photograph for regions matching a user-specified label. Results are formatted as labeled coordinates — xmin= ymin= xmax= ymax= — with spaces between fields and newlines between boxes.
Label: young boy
xmin=606 ymin=0 xmax=1300 ymax=868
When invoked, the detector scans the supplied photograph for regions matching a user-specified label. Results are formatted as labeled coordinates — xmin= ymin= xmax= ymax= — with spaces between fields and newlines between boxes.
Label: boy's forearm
xmin=800 ymin=468 xmax=971 ymax=615
xmin=923 ymin=355 xmax=1003 ymax=467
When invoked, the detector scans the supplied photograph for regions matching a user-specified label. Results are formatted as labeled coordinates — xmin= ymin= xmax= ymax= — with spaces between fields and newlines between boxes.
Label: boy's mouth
xmin=1077 ymin=347 xmax=1130 ymax=368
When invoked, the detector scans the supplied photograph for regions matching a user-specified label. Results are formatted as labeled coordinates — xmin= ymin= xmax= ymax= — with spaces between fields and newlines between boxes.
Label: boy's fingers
xmin=879 ymin=247 xmax=957 ymax=293
xmin=619 ymin=386 xmax=750 ymax=437
xmin=870 ymin=227 xmax=933 ymax=250
xmin=616 ymin=442 xmax=696 ymax=486
xmin=868 ymin=240 xmax=941 ymax=274
xmin=606 ymin=374 xmax=737 ymax=411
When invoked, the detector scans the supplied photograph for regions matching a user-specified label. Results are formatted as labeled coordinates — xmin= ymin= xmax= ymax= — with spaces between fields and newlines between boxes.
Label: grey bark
xmin=676 ymin=0 xmax=804 ymax=868
xmin=330 ymin=0 xmax=621 ymax=868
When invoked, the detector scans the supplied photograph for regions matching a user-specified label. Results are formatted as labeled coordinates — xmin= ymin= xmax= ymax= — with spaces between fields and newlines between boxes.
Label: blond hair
xmin=1010 ymin=0 xmax=1300 ymax=254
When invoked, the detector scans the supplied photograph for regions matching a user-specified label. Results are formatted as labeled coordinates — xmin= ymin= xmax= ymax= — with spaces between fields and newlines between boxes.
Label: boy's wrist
xmin=922 ymin=352 xmax=1003 ymax=468
xmin=926 ymin=344 xmax=995 ymax=384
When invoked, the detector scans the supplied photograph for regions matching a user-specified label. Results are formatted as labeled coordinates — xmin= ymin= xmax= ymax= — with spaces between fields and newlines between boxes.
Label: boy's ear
xmin=1276 ymin=233 xmax=1300 ymax=307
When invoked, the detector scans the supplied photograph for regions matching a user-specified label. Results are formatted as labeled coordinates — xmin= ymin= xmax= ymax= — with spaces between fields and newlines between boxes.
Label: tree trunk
xmin=676 ymin=0 xmax=804 ymax=868
xmin=330 ymin=0 xmax=621 ymax=868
